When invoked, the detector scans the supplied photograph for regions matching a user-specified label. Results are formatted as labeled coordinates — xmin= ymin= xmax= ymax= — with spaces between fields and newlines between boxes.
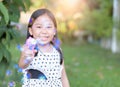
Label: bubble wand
xmin=17 ymin=37 xmax=38 ymax=64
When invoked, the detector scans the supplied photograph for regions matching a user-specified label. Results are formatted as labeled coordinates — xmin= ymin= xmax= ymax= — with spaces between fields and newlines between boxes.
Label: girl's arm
xmin=18 ymin=52 xmax=30 ymax=69
xmin=61 ymin=61 xmax=70 ymax=87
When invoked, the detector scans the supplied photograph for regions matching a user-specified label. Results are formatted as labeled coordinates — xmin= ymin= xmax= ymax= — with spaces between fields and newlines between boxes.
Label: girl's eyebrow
xmin=34 ymin=23 xmax=41 ymax=25
xmin=34 ymin=23 xmax=53 ymax=26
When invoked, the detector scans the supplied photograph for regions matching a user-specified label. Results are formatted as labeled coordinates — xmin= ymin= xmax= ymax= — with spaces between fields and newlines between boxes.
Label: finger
xmin=25 ymin=51 xmax=33 ymax=56
xmin=33 ymin=50 xmax=37 ymax=53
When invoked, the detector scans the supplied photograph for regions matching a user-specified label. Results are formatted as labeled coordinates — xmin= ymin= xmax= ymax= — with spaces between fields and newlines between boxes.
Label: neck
xmin=38 ymin=43 xmax=52 ymax=53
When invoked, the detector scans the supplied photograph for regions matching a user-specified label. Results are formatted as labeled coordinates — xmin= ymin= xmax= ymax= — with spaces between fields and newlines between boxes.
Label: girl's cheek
xmin=48 ymin=30 xmax=54 ymax=35
xmin=33 ymin=30 xmax=40 ymax=36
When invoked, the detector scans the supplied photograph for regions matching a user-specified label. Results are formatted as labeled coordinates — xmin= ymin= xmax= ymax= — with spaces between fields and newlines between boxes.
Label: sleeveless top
xmin=22 ymin=46 xmax=63 ymax=87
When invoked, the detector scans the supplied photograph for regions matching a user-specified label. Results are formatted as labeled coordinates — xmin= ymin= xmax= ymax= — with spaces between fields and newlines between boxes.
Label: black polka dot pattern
xmin=22 ymin=47 xmax=63 ymax=87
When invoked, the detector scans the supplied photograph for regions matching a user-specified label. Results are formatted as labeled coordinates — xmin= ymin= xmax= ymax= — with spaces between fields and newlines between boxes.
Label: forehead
xmin=34 ymin=14 xmax=53 ymax=24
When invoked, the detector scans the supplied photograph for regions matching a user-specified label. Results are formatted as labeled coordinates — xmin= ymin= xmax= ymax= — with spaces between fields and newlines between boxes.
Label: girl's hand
xmin=18 ymin=45 xmax=37 ymax=69
xmin=21 ymin=45 xmax=37 ymax=64
xmin=18 ymin=37 xmax=37 ymax=69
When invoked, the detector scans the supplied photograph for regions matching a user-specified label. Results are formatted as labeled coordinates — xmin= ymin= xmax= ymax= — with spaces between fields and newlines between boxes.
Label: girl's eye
xmin=37 ymin=26 xmax=42 ymax=28
xmin=46 ymin=26 xmax=52 ymax=28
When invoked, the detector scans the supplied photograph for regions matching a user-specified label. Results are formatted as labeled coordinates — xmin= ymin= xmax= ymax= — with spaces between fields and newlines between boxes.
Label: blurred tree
xmin=29 ymin=0 xmax=45 ymax=11
xmin=79 ymin=0 xmax=113 ymax=39
xmin=0 ymin=0 xmax=31 ymax=82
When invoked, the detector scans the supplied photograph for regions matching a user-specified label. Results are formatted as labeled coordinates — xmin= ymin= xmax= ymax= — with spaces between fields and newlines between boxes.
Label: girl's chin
xmin=38 ymin=41 xmax=50 ymax=46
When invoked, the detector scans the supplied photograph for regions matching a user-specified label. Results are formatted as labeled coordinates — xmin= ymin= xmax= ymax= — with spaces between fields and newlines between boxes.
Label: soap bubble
xmin=6 ymin=70 xmax=12 ymax=76
xmin=8 ymin=81 xmax=15 ymax=87
xmin=13 ymin=64 xmax=19 ymax=69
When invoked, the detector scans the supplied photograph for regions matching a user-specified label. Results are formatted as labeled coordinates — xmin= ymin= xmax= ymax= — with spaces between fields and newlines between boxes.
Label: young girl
xmin=18 ymin=8 xmax=70 ymax=87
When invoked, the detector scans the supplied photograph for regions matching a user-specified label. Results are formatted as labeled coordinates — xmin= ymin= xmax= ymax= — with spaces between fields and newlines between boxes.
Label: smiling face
xmin=29 ymin=14 xmax=56 ymax=45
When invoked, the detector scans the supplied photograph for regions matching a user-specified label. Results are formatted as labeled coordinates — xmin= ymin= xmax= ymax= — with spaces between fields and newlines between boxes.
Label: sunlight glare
xmin=59 ymin=0 xmax=80 ymax=15
xmin=60 ymin=0 xmax=79 ymax=9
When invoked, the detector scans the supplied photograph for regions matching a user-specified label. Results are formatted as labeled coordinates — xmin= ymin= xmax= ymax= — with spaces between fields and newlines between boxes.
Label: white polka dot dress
xmin=22 ymin=46 xmax=63 ymax=87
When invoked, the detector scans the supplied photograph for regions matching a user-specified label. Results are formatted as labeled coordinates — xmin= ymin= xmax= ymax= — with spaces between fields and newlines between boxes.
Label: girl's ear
xmin=54 ymin=32 xmax=56 ymax=36
xmin=54 ymin=29 xmax=56 ymax=35
xmin=29 ymin=28 xmax=33 ymax=36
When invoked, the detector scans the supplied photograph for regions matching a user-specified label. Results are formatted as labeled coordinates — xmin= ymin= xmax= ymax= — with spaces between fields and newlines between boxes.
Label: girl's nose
xmin=40 ymin=28 xmax=47 ymax=34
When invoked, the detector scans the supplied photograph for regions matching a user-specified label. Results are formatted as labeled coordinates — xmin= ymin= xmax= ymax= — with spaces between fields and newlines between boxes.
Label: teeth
xmin=36 ymin=36 xmax=49 ymax=41
xmin=42 ymin=36 xmax=49 ymax=38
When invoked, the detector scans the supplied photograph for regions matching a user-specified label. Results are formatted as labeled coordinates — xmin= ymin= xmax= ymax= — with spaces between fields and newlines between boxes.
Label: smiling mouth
xmin=41 ymin=37 xmax=48 ymax=41
xmin=36 ymin=36 xmax=49 ymax=42
xmin=42 ymin=35 xmax=49 ymax=39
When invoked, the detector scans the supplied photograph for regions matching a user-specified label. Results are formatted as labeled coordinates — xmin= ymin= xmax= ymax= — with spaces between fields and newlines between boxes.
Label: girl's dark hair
xmin=27 ymin=8 xmax=63 ymax=64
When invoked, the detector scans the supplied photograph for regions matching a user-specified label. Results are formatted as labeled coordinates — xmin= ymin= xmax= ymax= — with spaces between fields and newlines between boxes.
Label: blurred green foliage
xmin=0 ymin=0 xmax=32 ymax=83
xmin=78 ymin=0 xmax=113 ymax=39
xmin=62 ymin=43 xmax=120 ymax=87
